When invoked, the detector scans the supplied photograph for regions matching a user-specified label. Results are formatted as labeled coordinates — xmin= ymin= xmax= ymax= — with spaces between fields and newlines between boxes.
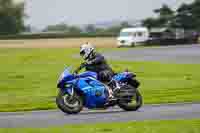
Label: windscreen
xmin=120 ymin=32 xmax=131 ymax=37
xmin=58 ymin=67 xmax=72 ymax=81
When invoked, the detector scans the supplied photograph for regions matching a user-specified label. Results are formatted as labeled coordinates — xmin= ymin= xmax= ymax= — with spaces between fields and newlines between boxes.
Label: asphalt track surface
xmin=104 ymin=44 xmax=200 ymax=63
xmin=0 ymin=103 xmax=200 ymax=128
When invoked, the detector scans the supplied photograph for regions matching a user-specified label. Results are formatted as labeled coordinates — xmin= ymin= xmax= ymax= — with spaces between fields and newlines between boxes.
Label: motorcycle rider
xmin=75 ymin=43 xmax=116 ymax=98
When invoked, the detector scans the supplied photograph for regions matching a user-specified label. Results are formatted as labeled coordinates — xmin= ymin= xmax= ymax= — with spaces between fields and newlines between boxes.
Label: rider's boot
xmin=107 ymin=87 xmax=114 ymax=99
xmin=106 ymin=80 xmax=121 ymax=100
xmin=108 ymin=80 xmax=120 ymax=92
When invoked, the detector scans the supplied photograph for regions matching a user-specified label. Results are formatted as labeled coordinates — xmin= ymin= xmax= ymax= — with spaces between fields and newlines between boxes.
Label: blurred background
xmin=0 ymin=0 xmax=199 ymax=46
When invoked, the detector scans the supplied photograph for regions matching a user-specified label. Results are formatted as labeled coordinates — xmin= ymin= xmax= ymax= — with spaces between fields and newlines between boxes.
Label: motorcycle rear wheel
xmin=118 ymin=86 xmax=143 ymax=111
xmin=56 ymin=91 xmax=83 ymax=114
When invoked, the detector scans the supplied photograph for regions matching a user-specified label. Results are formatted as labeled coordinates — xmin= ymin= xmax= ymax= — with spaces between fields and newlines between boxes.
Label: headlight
xmin=65 ymin=84 xmax=72 ymax=88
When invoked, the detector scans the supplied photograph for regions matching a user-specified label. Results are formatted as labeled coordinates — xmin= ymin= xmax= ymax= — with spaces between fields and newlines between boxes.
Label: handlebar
xmin=74 ymin=62 xmax=87 ymax=74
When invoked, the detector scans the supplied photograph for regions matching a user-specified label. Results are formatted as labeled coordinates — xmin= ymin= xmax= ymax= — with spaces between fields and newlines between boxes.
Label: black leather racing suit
xmin=79 ymin=53 xmax=114 ymax=82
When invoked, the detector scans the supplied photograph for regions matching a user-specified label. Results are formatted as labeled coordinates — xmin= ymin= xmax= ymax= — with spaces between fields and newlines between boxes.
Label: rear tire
xmin=56 ymin=91 xmax=83 ymax=114
xmin=118 ymin=87 xmax=143 ymax=111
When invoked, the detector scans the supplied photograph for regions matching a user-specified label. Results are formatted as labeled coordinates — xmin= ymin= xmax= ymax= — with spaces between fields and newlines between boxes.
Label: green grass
xmin=0 ymin=119 xmax=200 ymax=133
xmin=0 ymin=48 xmax=200 ymax=112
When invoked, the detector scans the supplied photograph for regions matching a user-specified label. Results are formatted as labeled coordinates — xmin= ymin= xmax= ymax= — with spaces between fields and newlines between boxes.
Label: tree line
xmin=42 ymin=22 xmax=132 ymax=36
xmin=142 ymin=0 xmax=200 ymax=31
xmin=0 ymin=0 xmax=25 ymax=35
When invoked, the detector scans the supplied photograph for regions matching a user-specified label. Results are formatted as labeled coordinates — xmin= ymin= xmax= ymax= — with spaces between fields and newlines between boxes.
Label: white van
xmin=117 ymin=27 xmax=149 ymax=47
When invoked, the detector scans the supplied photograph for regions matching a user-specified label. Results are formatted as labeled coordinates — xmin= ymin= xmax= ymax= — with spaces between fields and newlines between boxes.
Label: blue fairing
xmin=113 ymin=72 xmax=134 ymax=82
xmin=57 ymin=67 xmax=108 ymax=109
xmin=76 ymin=77 xmax=108 ymax=108
xmin=78 ymin=71 xmax=97 ymax=79
xmin=57 ymin=68 xmax=75 ymax=89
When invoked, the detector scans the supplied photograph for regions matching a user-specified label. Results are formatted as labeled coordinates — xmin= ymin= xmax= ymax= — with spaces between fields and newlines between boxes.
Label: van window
xmin=120 ymin=31 xmax=147 ymax=37
xmin=120 ymin=32 xmax=131 ymax=37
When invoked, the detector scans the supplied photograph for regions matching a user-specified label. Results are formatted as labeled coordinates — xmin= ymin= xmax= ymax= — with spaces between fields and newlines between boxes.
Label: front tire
xmin=118 ymin=88 xmax=143 ymax=111
xmin=56 ymin=91 xmax=83 ymax=114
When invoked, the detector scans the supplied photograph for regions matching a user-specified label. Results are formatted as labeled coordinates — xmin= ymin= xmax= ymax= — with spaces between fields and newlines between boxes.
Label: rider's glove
xmin=74 ymin=63 xmax=86 ymax=74
xmin=80 ymin=62 xmax=87 ymax=68
xmin=74 ymin=69 xmax=79 ymax=74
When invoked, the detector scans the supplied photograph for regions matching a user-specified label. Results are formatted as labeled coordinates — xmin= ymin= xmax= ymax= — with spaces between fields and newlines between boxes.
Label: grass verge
xmin=0 ymin=119 xmax=200 ymax=133
xmin=0 ymin=48 xmax=200 ymax=112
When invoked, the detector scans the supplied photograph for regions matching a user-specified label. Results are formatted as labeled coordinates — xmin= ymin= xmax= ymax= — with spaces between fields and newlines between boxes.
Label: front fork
xmin=60 ymin=87 xmax=75 ymax=100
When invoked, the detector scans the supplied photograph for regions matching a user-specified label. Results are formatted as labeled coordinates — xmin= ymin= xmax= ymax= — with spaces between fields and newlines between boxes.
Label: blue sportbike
xmin=56 ymin=65 xmax=142 ymax=114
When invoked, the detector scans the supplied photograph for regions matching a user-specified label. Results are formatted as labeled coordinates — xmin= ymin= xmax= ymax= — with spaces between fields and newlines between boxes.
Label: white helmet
xmin=80 ymin=43 xmax=95 ymax=60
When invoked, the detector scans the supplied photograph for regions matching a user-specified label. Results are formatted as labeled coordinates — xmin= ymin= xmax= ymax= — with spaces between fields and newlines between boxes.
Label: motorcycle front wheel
xmin=56 ymin=91 xmax=83 ymax=114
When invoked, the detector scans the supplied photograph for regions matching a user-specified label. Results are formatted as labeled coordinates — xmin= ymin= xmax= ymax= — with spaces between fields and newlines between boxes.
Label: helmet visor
xmin=80 ymin=50 xmax=85 ymax=56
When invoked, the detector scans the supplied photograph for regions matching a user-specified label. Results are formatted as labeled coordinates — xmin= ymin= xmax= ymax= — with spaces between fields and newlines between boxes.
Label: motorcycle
xmin=56 ymin=66 xmax=143 ymax=114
